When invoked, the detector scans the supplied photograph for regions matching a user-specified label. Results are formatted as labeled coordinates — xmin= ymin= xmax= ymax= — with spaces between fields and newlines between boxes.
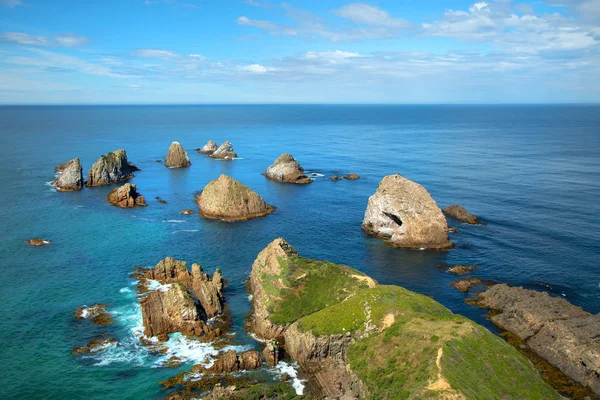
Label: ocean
xmin=0 ymin=104 xmax=599 ymax=399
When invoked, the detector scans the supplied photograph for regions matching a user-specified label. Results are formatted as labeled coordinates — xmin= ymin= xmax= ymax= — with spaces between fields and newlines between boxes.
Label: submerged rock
xmin=199 ymin=140 xmax=218 ymax=155
xmin=180 ymin=209 xmax=194 ymax=215
xmin=52 ymin=158 xmax=83 ymax=191
xmin=107 ymin=183 xmax=147 ymax=208
xmin=25 ymin=238 xmax=50 ymax=246
xmin=196 ymin=174 xmax=274 ymax=221
xmin=344 ymin=173 xmax=360 ymax=180
xmin=472 ymin=284 xmax=600 ymax=395
xmin=74 ymin=304 xmax=113 ymax=325
xmin=331 ymin=175 xmax=342 ymax=181
xmin=165 ymin=141 xmax=191 ymax=168
xmin=451 ymin=277 xmax=485 ymax=292
xmin=72 ymin=335 xmax=117 ymax=355
xmin=264 ymin=153 xmax=312 ymax=184
xmin=361 ymin=174 xmax=452 ymax=250
xmin=443 ymin=204 xmax=481 ymax=224
xmin=438 ymin=264 xmax=478 ymax=275
xmin=86 ymin=149 xmax=139 ymax=187
xmin=210 ymin=141 xmax=237 ymax=160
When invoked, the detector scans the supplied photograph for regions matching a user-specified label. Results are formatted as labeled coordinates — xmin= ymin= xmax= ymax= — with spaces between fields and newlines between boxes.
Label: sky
xmin=0 ymin=0 xmax=599 ymax=104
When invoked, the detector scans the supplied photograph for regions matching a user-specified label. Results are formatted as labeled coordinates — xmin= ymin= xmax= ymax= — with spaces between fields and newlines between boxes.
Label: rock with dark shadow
xmin=107 ymin=183 xmax=147 ymax=208
xmin=443 ymin=204 xmax=481 ymax=224
xmin=362 ymin=174 xmax=452 ymax=250
xmin=264 ymin=153 xmax=312 ymax=184
xmin=86 ymin=149 xmax=139 ymax=187
xmin=165 ymin=141 xmax=191 ymax=168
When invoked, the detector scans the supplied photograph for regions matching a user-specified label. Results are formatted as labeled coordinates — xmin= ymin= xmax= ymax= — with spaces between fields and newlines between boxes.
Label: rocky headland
xmin=165 ymin=141 xmax=191 ymax=168
xmin=196 ymin=174 xmax=274 ymax=221
xmin=210 ymin=141 xmax=237 ymax=160
xmin=86 ymin=149 xmax=139 ymax=187
xmin=106 ymin=183 xmax=147 ymax=208
xmin=443 ymin=204 xmax=481 ymax=224
xmin=52 ymin=157 xmax=84 ymax=191
xmin=264 ymin=153 xmax=312 ymax=184
xmin=362 ymin=174 xmax=453 ymax=250
xmin=470 ymin=284 xmax=600 ymax=395
xmin=247 ymin=238 xmax=560 ymax=399
xmin=199 ymin=140 xmax=218 ymax=154
xmin=133 ymin=257 xmax=225 ymax=342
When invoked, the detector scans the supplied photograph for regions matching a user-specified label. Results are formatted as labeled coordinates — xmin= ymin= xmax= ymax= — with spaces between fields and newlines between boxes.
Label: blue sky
xmin=0 ymin=0 xmax=598 ymax=104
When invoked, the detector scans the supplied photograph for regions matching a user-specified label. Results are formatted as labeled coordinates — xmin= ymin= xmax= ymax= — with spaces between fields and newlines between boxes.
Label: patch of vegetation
xmin=296 ymin=285 xmax=451 ymax=336
xmin=229 ymin=382 xmax=305 ymax=400
xmin=265 ymin=256 xmax=372 ymax=326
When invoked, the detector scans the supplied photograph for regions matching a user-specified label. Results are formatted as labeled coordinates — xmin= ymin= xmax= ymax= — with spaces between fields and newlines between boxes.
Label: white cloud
xmin=134 ymin=49 xmax=179 ymax=59
xmin=53 ymin=33 xmax=88 ymax=47
xmin=240 ymin=64 xmax=277 ymax=73
xmin=1 ymin=32 xmax=49 ymax=46
xmin=0 ymin=0 xmax=25 ymax=8
xmin=334 ymin=3 xmax=409 ymax=28
xmin=244 ymin=0 xmax=270 ymax=8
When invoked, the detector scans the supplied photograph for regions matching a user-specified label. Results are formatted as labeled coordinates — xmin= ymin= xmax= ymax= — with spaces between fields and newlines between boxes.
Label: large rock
xmin=52 ymin=158 xmax=83 ymax=191
xmin=473 ymin=284 xmax=600 ymax=395
xmin=264 ymin=153 xmax=312 ymax=184
xmin=106 ymin=183 xmax=147 ymax=208
xmin=443 ymin=204 xmax=481 ymax=224
xmin=86 ymin=149 xmax=139 ymax=187
xmin=165 ymin=141 xmax=191 ymax=168
xmin=192 ymin=350 xmax=262 ymax=374
xmin=196 ymin=174 xmax=274 ymax=221
xmin=361 ymin=174 xmax=452 ymax=249
xmin=199 ymin=140 xmax=218 ymax=154
xmin=210 ymin=141 xmax=237 ymax=160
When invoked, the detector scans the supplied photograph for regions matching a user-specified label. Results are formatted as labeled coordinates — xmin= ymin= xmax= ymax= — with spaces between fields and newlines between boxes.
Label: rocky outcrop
xmin=196 ymin=174 xmax=274 ymax=221
xmin=262 ymin=339 xmax=280 ymax=366
xmin=193 ymin=350 xmax=262 ymax=374
xmin=210 ymin=141 xmax=237 ymax=160
xmin=361 ymin=174 xmax=452 ymax=250
xmin=52 ymin=158 xmax=83 ymax=191
xmin=72 ymin=335 xmax=117 ymax=355
xmin=74 ymin=303 xmax=113 ymax=325
xmin=438 ymin=264 xmax=478 ymax=275
xmin=135 ymin=257 xmax=225 ymax=341
xmin=451 ymin=277 xmax=484 ymax=292
xmin=472 ymin=284 xmax=600 ymax=395
xmin=344 ymin=173 xmax=360 ymax=180
xmin=86 ymin=149 xmax=139 ymax=187
xmin=25 ymin=238 xmax=50 ymax=246
xmin=264 ymin=153 xmax=312 ymax=184
xmin=199 ymin=140 xmax=218 ymax=154
xmin=106 ymin=183 xmax=147 ymax=208
xmin=165 ymin=141 xmax=191 ymax=168
xmin=443 ymin=204 xmax=481 ymax=224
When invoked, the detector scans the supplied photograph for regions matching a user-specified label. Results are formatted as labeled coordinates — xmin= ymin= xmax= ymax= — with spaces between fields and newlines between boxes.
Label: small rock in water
xmin=165 ymin=141 xmax=191 ymax=168
xmin=451 ymin=277 xmax=491 ymax=292
xmin=199 ymin=140 xmax=218 ymax=155
xmin=443 ymin=204 xmax=481 ymax=225
xmin=155 ymin=196 xmax=168 ymax=204
xmin=74 ymin=303 xmax=113 ymax=325
xmin=438 ymin=264 xmax=478 ymax=275
xmin=331 ymin=175 xmax=343 ymax=181
xmin=210 ymin=141 xmax=237 ymax=159
xmin=72 ymin=335 xmax=117 ymax=355
xmin=107 ymin=183 xmax=147 ymax=208
xmin=344 ymin=173 xmax=360 ymax=180
xmin=26 ymin=238 xmax=50 ymax=246
xmin=264 ymin=153 xmax=312 ymax=184
xmin=180 ymin=209 xmax=194 ymax=215
xmin=448 ymin=226 xmax=459 ymax=233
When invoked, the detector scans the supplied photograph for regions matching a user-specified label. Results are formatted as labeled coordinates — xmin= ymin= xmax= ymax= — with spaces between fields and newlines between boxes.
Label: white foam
xmin=272 ymin=361 xmax=306 ymax=395
xmin=247 ymin=294 xmax=253 ymax=302
xmin=119 ymin=287 xmax=132 ymax=293
xmin=172 ymin=229 xmax=199 ymax=233
xmin=146 ymin=279 xmax=172 ymax=293
xmin=45 ymin=181 xmax=58 ymax=192
xmin=307 ymin=172 xmax=324 ymax=177
xmin=164 ymin=219 xmax=186 ymax=223
xmin=247 ymin=332 xmax=267 ymax=343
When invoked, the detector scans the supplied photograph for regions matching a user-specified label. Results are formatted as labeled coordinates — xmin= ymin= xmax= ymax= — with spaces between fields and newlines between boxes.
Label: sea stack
xmin=264 ymin=153 xmax=312 ymax=184
xmin=52 ymin=157 xmax=83 ymax=191
xmin=199 ymin=140 xmax=218 ymax=154
xmin=165 ymin=141 xmax=191 ymax=168
xmin=86 ymin=149 xmax=139 ymax=187
xmin=107 ymin=183 xmax=147 ymax=208
xmin=210 ymin=141 xmax=237 ymax=160
xmin=443 ymin=204 xmax=481 ymax=224
xmin=362 ymin=174 xmax=452 ymax=249
xmin=196 ymin=174 xmax=274 ymax=221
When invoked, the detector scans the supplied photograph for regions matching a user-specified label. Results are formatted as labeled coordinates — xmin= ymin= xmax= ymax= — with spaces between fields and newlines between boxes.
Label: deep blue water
xmin=0 ymin=105 xmax=599 ymax=399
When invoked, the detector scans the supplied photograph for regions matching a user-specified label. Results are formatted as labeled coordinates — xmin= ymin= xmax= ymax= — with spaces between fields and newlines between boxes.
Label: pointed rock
xmin=86 ymin=149 xmax=139 ymax=187
xmin=264 ymin=153 xmax=312 ymax=184
xmin=196 ymin=174 xmax=274 ymax=221
xmin=362 ymin=174 xmax=452 ymax=249
xmin=199 ymin=140 xmax=218 ymax=154
xmin=52 ymin=158 xmax=83 ymax=191
xmin=165 ymin=141 xmax=191 ymax=168
xmin=443 ymin=204 xmax=481 ymax=224
xmin=107 ymin=183 xmax=147 ymax=208
xmin=210 ymin=141 xmax=237 ymax=160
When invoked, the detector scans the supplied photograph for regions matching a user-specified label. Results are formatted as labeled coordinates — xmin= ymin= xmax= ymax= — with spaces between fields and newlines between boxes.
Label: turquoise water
xmin=0 ymin=105 xmax=599 ymax=399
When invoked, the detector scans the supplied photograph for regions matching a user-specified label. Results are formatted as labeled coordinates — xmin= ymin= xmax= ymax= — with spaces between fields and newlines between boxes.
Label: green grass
xmin=264 ymin=256 xmax=372 ymax=326
xmin=227 ymin=382 xmax=305 ymax=400
xmin=296 ymin=285 xmax=451 ymax=336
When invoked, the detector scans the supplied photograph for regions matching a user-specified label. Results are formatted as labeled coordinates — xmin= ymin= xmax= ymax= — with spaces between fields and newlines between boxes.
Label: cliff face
xmin=196 ymin=174 xmax=274 ymax=221
xmin=52 ymin=158 xmax=84 ymax=191
xmin=474 ymin=284 xmax=600 ymax=395
xmin=106 ymin=183 xmax=147 ymax=208
xmin=86 ymin=149 xmax=139 ymax=187
xmin=362 ymin=174 xmax=452 ymax=249
xmin=264 ymin=153 xmax=312 ymax=184
xmin=165 ymin=141 xmax=191 ymax=168
xmin=248 ymin=238 xmax=561 ymax=400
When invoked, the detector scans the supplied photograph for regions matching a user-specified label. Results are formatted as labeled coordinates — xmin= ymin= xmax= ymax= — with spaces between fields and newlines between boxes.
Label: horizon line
xmin=1 ymin=102 xmax=599 ymax=107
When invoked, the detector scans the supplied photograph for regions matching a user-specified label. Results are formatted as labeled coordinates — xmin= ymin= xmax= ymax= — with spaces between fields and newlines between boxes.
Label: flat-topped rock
xmin=443 ymin=204 xmax=481 ymax=224
xmin=210 ymin=141 xmax=237 ymax=160
xmin=362 ymin=174 xmax=452 ymax=250
xmin=86 ymin=149 xmax=139 ymax=187
xmin=25 ymin=238 xmax=50 ymax=246
xmin=196 ymin=174 xmax=274 ymax=221
xmin=264 ymin=153 xmax=312 ymax=184
xmin=199 ymin=140 xmax=218 ymax=154
xmin=52 ymin=158 xmax=83 ymax=191
xmin=344 ymin=173 xmax=360 ymax=180
xmin=472 ymin=284 xmax=600 ymax=395
xmin=165 ymin=141 xmax=191 ymax=168
xmin=107 ymin=183 xmax=147 ymax=208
